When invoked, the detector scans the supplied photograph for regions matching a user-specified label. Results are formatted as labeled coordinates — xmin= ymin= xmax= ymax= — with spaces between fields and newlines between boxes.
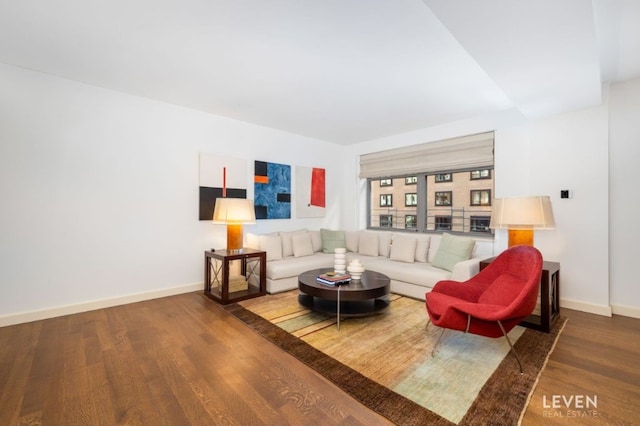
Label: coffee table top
xmin=298 ymin=268 xmax=390 ymax=301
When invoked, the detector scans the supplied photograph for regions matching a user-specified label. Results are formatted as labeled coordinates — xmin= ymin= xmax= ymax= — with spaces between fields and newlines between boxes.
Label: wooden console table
xmin=479 ymin=257 xmax=560 ymax=333
xmin=204 ymin=248 xmax=266 ymax=304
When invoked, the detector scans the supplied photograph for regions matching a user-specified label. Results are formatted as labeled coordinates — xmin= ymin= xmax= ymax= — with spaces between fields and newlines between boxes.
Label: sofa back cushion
xmin=358 ymin=231 xmax=379 ymax=257
xmin=345 ymin=230 xmax=359 ymax=253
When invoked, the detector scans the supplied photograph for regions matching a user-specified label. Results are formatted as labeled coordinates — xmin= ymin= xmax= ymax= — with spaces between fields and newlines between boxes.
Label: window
xmin=470 ymin=216 xmax=491 ymax=233
xmin=470 ymin=169 xmax=491 ymax=180
xmin=435 ymin=173 xmax=452 ymax=182
xmin=435 ymin=191 xmax=452 ymax=206
xmin=362 ymin=132 xmax=494 ymax=234
xmin=470 ymin=189 xmax=491 ymax=206
xmin=380 ymin=215 xmax=393 ymax=228
xmin=435 ymin=216 xmax=452 ymax=230
xmin=405 ymin=215 xmax=417 ymax=229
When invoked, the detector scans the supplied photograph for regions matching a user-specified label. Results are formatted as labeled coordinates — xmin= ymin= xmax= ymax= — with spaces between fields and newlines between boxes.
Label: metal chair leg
xmin=431 ymin=328 xmax=446 ymax=357
xmin=497 ymin=320 xmax=524 ymax=374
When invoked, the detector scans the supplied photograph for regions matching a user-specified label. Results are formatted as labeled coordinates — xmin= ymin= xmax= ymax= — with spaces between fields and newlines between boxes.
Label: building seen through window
xmin=369 ymin=169 xmax=494 ymax=234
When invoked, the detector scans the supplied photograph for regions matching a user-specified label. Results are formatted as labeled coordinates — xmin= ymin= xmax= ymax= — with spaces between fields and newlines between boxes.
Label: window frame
xmin=435 ymin=173 xmax=452 ymax=183
xmin=380 ymin=194 xmax=393 ymax=207
xmin=435 ymin=191 xmax=452 ymax=206
xmin=470 ymin=189 xmax=492 ymax=206
xmin=380 ymin=178 xmax=393 ymax=187
xmin=470 ymin=169 xmax=491 ymax=180
xmin=405 ymin=192 xmax=417 ymax=207
xmin=470 ymin=215 xmax=491 ymax=233
xmin=405 ymin=214 xmax=417 ymax=229
xmin=379 ymin=214 xmax=393 ymax=228
xmin=435 ymin=215 xmax=452 ymax=231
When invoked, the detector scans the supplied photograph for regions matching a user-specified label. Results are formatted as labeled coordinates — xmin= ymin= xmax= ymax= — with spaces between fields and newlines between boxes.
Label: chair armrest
xmin=450 ymin=257 xmax=481 ymax=281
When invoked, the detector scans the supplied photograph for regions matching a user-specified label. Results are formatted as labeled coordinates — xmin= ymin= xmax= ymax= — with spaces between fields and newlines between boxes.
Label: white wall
xmin=348 ymin=100 xmax=613 ymax=316
xmin=0 ymin=63 xmax=344 ymax=324
xmin=496 ymin=101 xmax=611 ymax=315
xmin=609 ymin=77 xmax=640 ymax=318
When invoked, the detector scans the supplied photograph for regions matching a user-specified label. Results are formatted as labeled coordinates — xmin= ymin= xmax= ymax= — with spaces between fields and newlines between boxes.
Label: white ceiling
xmin=1 ymin=0 xmax=638 ymax=145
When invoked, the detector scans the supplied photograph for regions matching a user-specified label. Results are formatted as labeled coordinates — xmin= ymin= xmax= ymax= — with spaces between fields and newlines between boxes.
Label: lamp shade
xmin=490 ymin=196 xmax=555 ymax=247
xmin=212 ymin=198 xmax=256 ymax=224
xmin=490 ymin=196 xmax=555 ymax=230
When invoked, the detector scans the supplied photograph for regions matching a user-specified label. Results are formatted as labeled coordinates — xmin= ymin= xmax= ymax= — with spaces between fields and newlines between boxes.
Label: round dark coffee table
xmin=298 ymin=268 xmax=391 ymax=329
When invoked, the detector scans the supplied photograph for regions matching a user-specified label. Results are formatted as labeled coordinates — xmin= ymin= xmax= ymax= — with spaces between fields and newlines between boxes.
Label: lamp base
xmin=227 ymin=224 xmax=244 ymax=252
xmin=508 ymin=229 xmax=534 ymax=247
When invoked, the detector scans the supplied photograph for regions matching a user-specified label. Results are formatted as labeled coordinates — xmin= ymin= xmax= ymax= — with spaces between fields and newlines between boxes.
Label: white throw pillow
xmin=259 ymin=235 xmax=283 ymax=261
xmin=378 ymin=232 xmax=393 ymax=257
xmin=309 ymin=230 xmax=322 ymax=252
xmin=280 ymin=229 xmax=307 ymax=257
xmin=414 ymin=234 xmax=431 ymax=263
xmin=292 ymin=233 xmax=314 ymax=257
xmin=358 ymin=231 xmax=379 ymax=257
xmin=390 ymin=235 xmax=417 ymax=263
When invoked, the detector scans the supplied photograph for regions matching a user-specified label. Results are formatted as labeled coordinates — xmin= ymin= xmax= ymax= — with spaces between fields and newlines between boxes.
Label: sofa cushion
xmin=260 ymin=235 xmax=283 ymax=261
xmin=309 ymin=230 xmax=322 ymax=252
xmin=280 ymin=229 xmax=308 ymax=257
xmin=390 ymin=235 xmax=416 ymax=263
xmin=414 ymin=234 xmax=431 ymax=262
xmin=368 ymin=259 xmax=451 ymax=287
xmin=266 ymin=253 xmax=334 ymax=280
xmin=358 ymin=231 xmax=379 ymax=257
xmin=345 ymin=230 xmax=359 ymax=252
xmin=431 ymin=233 xmax=476 ymax=272
xmin=292 ymin=233 xmax=314 ymax=257
xmin=378 ymin=232 xmax=393 ymax=257
xmin=321 ymin=228 xmax=347 ymax=253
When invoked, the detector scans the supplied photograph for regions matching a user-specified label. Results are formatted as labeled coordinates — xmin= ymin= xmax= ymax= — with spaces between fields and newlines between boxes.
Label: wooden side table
xmin=479 ymin=257 xmax=560 ymax=333
xmin=204 ymin=248 xmax=266 ymax=304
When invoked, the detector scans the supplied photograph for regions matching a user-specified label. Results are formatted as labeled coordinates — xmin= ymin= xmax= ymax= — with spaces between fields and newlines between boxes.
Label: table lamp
xmin=213 ymin=198 xmax=256 ymax=252
xmin=490 ymin=196 xmax=555 ymax=247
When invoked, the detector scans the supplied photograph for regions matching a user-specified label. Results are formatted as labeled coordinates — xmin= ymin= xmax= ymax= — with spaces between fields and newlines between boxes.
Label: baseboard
xmin=560 ymin=297 xmax=612 ymax=317
xmin=611 ymin=304 xmax=640 ymax=319
xmin=0 ymin=282 xmax=203 ymax=327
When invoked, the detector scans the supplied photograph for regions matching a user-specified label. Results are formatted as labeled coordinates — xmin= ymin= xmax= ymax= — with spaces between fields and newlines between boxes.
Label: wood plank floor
xmin=0 ymin=291 xmax=638 ymax=425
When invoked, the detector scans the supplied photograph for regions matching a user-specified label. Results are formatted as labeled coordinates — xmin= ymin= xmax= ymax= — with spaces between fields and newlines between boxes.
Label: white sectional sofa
xmin=246 ymin=229 xmax=494 ymax=300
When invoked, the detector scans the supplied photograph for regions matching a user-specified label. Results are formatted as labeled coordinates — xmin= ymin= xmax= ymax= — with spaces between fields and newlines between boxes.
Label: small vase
xmin=334 ymin=248 xmax=346 ymax=274
xmin=347 ymin=259 xmax=365 ymax=280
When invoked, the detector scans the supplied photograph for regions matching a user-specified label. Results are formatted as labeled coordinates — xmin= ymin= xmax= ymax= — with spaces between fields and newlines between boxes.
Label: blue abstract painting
xmin=254 ymin=160 xmax=291 ymax=219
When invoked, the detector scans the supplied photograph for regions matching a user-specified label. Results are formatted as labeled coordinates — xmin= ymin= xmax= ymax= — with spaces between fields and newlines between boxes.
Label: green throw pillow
xmin=431 ymin=233 xmax=476 ymax=272
xmin=321 ymin=228 xmax=347 ymax=253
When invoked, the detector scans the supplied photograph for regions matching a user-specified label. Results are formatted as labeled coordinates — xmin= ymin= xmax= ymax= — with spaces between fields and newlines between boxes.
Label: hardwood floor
xmin=0 ymin=292 xmax=638 ymax=425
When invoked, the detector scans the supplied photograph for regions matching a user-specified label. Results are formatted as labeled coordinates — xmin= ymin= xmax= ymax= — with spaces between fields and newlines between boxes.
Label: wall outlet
xmin=560 ymin=190 xmax=571 ymax=199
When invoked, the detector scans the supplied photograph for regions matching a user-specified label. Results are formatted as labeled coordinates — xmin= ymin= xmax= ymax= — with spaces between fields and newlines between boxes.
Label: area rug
xmin=223 ymin=291 xmax=566 ymax=426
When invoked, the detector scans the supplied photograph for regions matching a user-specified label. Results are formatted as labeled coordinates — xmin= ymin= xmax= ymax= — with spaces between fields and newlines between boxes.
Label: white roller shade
xmin=359 ymin=132 xmax=494 ymax=179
